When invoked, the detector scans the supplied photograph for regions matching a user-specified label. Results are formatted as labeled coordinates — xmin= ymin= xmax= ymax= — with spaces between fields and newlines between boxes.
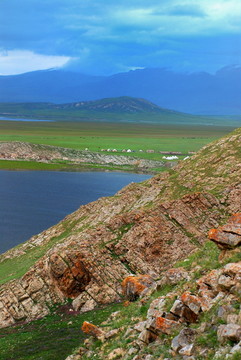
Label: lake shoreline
xmin=0 ymin=159 xmax=163 ymax=175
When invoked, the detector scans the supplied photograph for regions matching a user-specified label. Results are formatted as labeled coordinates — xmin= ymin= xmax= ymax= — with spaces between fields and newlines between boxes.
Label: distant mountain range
xmin=0 ymin=66 xmax=241 ymax=115
xmin=0 ymin=97 xmax=215 ymax=125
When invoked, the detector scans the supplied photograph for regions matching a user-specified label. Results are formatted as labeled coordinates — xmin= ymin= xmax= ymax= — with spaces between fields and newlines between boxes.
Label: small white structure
xmin=162 ymin=155 xmax=179 ymax=160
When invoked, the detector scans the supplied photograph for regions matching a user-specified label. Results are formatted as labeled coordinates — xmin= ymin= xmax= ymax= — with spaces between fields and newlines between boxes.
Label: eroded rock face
xmin=49 ymin=252 xmax=91 ymax=298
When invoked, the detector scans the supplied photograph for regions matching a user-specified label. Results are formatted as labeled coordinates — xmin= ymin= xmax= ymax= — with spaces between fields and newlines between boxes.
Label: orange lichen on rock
xmin=154 ymin=317 xmax=179 ymax=335
xmin=122 ymin=274 xmax=154 ymax=301
xmin=229 ymin=213 xmax=241 ymax=225
xmin=123 ymin=300 xmax=130 ymax=307
xmin=81 ymin=321 xmax=104 ymax=339
xmin=180 ymin=291 xmax=202 ymax=315
xmin=208 ymin=228 xmax=219 ymax=241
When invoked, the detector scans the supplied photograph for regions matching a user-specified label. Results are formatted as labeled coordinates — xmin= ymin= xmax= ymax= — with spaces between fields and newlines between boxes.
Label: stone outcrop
xmin=121 ymin=275 xmax=155 ymax=301
xmin=81 ymin=321 xmax=105 ymax=340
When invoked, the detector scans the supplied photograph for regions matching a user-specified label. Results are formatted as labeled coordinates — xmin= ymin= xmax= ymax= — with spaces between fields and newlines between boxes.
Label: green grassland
xmin=0 ymin=120 xmax=236 ymax=164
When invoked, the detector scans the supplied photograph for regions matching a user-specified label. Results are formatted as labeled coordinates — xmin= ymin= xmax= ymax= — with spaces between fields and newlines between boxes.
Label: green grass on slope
xmin=0 ymin=303 xmax=122 ymax=360
xmin=0 ymin=219 xmax=78 ymax=285
xmin=0 ymin=160 xmax=158 ymax=173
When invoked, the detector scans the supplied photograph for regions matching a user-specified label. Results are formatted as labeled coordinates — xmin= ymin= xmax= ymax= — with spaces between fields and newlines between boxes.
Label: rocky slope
xmin=0 ymin=127 xmax=240 ymax=334
xmin=0 ymin=141 xmax=164 ymax=170
xmin=69 ymin=214 xmax=241 ymax=360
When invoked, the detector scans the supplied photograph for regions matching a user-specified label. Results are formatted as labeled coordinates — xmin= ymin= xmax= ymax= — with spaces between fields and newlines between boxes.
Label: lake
xmin=0 ymin=170 xmax=150 ymax=254
xmin=0 ymin=117 xmax=54 ymax=122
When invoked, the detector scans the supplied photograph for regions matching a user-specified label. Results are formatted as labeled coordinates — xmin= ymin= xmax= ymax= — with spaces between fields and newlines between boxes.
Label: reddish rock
xmin=154 ymin=317 xmax=180 ymax=335
xmin=170 ymin=299 xmax=199 ymax=324
xmin=122 ymin=275 xmax=155 ymax=301
xmin=49 ymin=252 xmax=91 ymax=298
xmin=81 ymin=321 xmax=104 ymax=339
xmin=180 ymin=291 xmax=202 ymax=315
xmin=218 ymin=262 xmax=241 ymax=293
xmin=208 ymin=213 xmax=241 ymax=249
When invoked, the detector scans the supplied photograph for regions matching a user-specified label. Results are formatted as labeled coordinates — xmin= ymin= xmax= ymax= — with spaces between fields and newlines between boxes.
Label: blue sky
xmin=0 ymin=0 xmax=241 ymax=75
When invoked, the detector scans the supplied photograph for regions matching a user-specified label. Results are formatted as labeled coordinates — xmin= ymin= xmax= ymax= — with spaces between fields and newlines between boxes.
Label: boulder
xmin=81 ymin=321 xmax=105 ymax=340
xmin=149 ymin=316 xmax=180 ymax=335
xmin=147 ymin=297 xmax=166 ymax=319
xmin=217 ymin=323 xmax=241 ymax=343
xmin=171 ymin=328 xmax=196 ymax=353
xmin=170 ymin=298 xmax=199 ymax=324
xmin=179 ymin=343 xmax=194 ymax=356
xmin=180 ymin=291 xmax=202 ymax=315
xmin=121 ymin=275 xmax=155 ymax=301
xmin=217 ymin=262 xmax=241 ymax=294
xmin=208 ymin=213 xmax=241 ymax=250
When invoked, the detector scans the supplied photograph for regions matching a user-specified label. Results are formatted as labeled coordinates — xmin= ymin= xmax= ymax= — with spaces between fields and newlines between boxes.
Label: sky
xmin=0 ymin=0 xmax=241 ymax=76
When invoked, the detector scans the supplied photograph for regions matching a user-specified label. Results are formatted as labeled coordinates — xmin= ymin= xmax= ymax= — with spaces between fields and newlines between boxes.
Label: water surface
xmin=0 ymin=170 xmax=150 ymax=254
xmin=0 ymin=117 xmax=54 ymax=122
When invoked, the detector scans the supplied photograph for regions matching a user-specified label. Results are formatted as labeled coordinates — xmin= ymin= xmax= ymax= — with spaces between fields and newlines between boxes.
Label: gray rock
xmin=134 ymin=320 xmax=147 ymax=332
xmin=217 ymin=324 xmax=241 ymax=343
xmin=217 ymin=305 xmax=235 ymax=321
xmin=171 ymin=328 xmax=196 ymax=352
xmin=147 ymin=297 xmax=166 ymax=319
xmin=170 ymin=300 xmax=184 ymax=317
xmin=227 ymin=314 xmax=239 ymax=324
xmin=179 ymin=343 xmax=194 ymax=356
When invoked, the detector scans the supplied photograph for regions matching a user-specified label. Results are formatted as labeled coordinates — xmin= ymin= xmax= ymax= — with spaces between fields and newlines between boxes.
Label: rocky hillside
xmin=0 ymin=127 xmax=240 ymax=359
xmin=0 ymin=141 xmax=164 ymax=170
xmin=68 ymin=213 xmax=241 ymax=360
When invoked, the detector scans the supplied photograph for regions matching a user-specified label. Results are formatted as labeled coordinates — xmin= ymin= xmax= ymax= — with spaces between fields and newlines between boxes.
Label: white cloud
xmin=0 ymin=50 xmax=71 ymax=75
xmin=108 ymin=1 xmax=241 ymax=37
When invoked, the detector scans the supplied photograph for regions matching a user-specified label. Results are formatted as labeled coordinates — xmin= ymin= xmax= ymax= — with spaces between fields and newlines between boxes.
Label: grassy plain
xmin=0 ymin=120 xmax=236 ymax=164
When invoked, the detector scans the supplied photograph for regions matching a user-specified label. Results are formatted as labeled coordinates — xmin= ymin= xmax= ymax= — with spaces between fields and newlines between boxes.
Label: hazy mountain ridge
xmin=1 ymin=66 xmax=241 ymax=114
xmin=56 ymin=96 xmax=176 ymax=114
xmin=0 ymin=97 xmax=218 ymax=125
